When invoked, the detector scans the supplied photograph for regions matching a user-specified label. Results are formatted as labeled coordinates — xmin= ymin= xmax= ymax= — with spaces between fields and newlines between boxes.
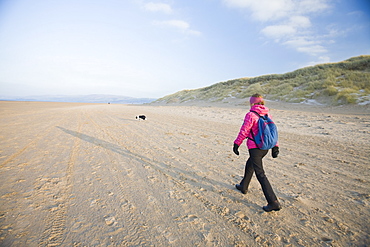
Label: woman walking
xmin=233 ymin=94 xmax=281 ymax=212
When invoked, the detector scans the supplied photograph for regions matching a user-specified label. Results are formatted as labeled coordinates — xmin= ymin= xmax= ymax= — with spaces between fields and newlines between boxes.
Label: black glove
xmin=272 ymin=146 xmax=279 ymax=158
xmin=233 ymin=143 xmax=240 ymax=155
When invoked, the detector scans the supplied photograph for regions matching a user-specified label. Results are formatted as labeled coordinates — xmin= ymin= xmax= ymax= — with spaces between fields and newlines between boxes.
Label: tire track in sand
xmin=38 ymin=115 xmax=83 ymax=246
xmin=80 ymin=113 xmax=158 ymax=245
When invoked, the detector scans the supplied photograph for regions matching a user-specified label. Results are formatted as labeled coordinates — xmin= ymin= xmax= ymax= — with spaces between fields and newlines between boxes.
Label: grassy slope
xmin=155 ymin=55 xmax=370 ymax=105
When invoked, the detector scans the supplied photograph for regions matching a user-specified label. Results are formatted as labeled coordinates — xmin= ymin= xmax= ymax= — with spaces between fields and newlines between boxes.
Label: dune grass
xmin=155 ymin=55 xmax=370 ymax=105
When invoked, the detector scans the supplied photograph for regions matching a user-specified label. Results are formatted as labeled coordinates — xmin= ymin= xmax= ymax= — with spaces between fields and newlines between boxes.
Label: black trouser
xmin=239 ymin=148 xmax=278 ymax=203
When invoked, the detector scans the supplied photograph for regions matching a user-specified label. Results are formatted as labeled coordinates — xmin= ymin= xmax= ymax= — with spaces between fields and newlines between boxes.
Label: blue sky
xmin=0 ymin=0 xmax=369 ymax=98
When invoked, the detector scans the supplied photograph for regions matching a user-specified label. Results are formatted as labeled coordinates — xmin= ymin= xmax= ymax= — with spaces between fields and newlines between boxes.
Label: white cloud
xmin=284 ymin=37 xmax=317 ymax=47
xmin=223 ymin=0 xmax=332 ymax=56
xmin=143 ymin=2 xmax=201 ymax=36
xmin=223 ymin=0 xmax=329 ymax=21
xmin=261 ymin=16 xmax=311 ymax=40
xmin=283 ymin=37 xmax=328 ymax=55
xmin=154 ymin=20 xmax=189 ymax=29
xmin=289 ymin=16 xmax=311 ymax=28
xmin=306 ymin=56 xmax=331 ymax=66
xmin=223 ymin=0 xmax=294 ymax=21
xmin=144 ymin=2 xmax=173 ymax=14
xmin=296 ymin=0 xmax=330 ymax=14
xmin=347 ymin=10 xmax=364 ymax=17
xmin=297 ymin=45 xmax=327 ymax=54
xmin=282 ymin=37 xmax=328 ymax=55
xmin=152 ymin=20 xmax=201 ymax=36
xmin=261 ymin=25 xmax=296 ymax=39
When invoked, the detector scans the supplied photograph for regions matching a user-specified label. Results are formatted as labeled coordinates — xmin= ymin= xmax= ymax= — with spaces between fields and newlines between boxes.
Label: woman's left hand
xmin=233 ymin=143 xmax=240 ymax=155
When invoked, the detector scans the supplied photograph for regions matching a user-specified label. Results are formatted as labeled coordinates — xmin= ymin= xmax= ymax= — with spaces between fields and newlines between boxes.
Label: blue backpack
xmin=250 ymin=111 xmax=278 ymax=150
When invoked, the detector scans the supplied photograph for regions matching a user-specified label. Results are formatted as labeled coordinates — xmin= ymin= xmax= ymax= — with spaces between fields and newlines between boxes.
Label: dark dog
xmin=136 ymin=115 xmax=146 ymax=120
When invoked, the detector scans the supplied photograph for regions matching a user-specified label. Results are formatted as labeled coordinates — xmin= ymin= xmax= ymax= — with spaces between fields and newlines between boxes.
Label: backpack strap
xmin=250 ymin=110 xmax=260 ymax=117
xmin=249 ymin=111 xmax=260 ymax=143
xmin=249 ymin=111 xmax=269 ymax=142
xmin=251 ymin=110 xmax=267 ymax=119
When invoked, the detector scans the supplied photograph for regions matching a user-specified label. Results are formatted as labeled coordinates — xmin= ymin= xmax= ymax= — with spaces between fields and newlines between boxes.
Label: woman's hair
xmin=250 ymin=93 xmax=265 ymax=105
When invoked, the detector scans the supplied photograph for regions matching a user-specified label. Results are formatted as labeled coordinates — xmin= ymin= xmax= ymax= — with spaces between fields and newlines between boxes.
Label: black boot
xmin=235 ymin=184 xmax=247 ymax=194
xmin=262 ymin=200 xmax=281 ymax=212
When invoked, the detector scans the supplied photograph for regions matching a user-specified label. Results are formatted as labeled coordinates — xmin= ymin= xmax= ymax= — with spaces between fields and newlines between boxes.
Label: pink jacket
xmin=234 ymin=105 xmax=278 ymax=149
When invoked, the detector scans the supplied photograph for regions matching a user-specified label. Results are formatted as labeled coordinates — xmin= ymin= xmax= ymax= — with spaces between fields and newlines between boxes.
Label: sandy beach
xmin=0 ymin=101 xmax=369 ymax=246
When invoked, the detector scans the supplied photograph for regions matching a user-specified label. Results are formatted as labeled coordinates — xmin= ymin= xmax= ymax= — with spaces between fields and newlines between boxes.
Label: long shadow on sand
xmin=57 ymin=126 xmax=258 ymax=210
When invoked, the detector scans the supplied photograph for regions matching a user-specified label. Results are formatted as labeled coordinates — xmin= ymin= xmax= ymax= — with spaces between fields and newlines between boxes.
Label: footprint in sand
xmin=104 ymin=216 xmax=117 ymax=226
xmin=178 ymin=214 xmax=201 ymax=225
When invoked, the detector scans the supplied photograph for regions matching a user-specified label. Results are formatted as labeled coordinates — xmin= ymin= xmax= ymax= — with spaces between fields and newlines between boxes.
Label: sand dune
xmin=0 ymin=101 xmax=369 ymax=246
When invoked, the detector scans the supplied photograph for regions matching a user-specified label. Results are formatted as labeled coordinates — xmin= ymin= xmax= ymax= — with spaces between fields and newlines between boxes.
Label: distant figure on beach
xmin=136 ymin=115 xmax=146 ymax=120
xmin=233 ymin=94 xmax=281 ymax=212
